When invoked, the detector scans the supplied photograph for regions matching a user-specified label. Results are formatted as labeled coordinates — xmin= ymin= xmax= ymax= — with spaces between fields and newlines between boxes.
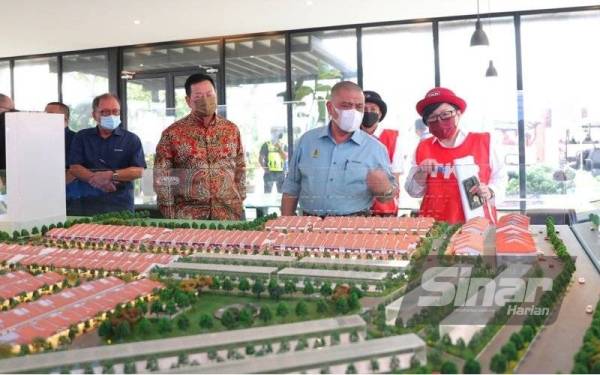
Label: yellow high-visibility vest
xmin=267 ymin=142 xmax=284 ymax=172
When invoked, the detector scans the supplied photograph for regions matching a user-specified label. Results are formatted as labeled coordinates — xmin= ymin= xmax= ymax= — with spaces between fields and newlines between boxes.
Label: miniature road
xmin=476 ymin=321 xmax=522 ymax=373
xmin=517 ymin=225 xmax=600 ymax=374
xmin=477 ymin=225 xmax=560 ymax=372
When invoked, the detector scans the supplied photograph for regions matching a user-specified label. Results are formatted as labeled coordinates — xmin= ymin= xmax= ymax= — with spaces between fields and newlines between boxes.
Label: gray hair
xmin=92 ymin=93 xmax=120 ymax=112
xmin=330 ymin=81 xmax=363 ymax=99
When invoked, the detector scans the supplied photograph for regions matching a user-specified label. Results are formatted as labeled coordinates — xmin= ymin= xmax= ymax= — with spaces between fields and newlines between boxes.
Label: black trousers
xmin=263 ymin=171 xmax=285 ymax=193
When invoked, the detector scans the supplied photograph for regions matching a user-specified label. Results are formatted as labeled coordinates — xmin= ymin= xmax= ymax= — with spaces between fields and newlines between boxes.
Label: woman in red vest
xmin=361 ymin=91 xmax=402 ymax=216
xmin=405 ymin=87 xmax=506 ymax=224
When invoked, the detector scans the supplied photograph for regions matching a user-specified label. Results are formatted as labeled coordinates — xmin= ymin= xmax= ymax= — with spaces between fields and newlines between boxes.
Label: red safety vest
xmin=415 ymin=132 xmax=497 ymax=224
xmin=371 ymin=129 xmax=399 ymax=216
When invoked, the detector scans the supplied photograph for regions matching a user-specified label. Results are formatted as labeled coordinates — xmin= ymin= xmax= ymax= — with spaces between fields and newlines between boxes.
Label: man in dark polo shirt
xmin=69 ymin=93 xmax=146 ymax=215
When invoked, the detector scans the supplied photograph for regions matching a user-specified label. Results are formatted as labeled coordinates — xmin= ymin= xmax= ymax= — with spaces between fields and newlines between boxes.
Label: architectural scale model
xmin=0 ymin=211 xmax=595 ymax=374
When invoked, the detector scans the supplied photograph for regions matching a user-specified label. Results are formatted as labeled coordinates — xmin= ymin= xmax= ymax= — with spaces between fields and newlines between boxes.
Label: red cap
xmin=416 ymin=87 xmax=467 ymax=116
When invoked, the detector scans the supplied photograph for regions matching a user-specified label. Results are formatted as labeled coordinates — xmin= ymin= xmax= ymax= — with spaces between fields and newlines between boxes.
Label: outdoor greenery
xmin=506 ymin=165 xmax=575 ymax=195
xmin=590 ymin=213 xmax=600 ymax=231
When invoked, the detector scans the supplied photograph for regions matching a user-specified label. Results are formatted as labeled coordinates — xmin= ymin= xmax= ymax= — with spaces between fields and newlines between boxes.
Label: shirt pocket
xmin=298 ymin=160 xmax=327 ymax=195
xmin=344 ymin=159 xmax=368 ymax=189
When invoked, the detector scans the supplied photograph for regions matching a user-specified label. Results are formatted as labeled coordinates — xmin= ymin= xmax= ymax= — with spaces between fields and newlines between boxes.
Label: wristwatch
xmin=112 ymin=171 xmax=119 ymax=181
xmin=381 ymin=186 xmax=396 ymax=200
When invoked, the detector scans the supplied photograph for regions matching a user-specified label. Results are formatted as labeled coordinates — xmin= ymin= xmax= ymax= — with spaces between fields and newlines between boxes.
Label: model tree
xmin=295 ymin=300 xmax=308 ymax=317
xmin=440 ymin=361 xmax=458 ymax=374
xmin=222 ymin=278 xmax=234 ymax=291
xmin=490 ymin=354 xmax=507 ymax=373
xmin=463 ymin=358 xmax=481 ymax=374
xmin=335 ymin=298 xmax=349 ymax=314
xmin=252 ymin=279 xmax=266 ymax=298
xmin=220 ymin=309 xmax=238 ymax=330
xmin=239 ymin=307 xmax=254 ymax=327
xmin=284 ymin=280 xmax=297 ymax=294
xmin=177 ymin=316 xmax=190 ymax=331
xmin=238 ymin=278 xmax=250 ymax=293
xmin=268 ymin=279 xmax=283 ymax=300
xmin=259 ymin=306 xmax=273 ymax=323
xmin=137 ymin=318 xmax=152 ymax=336
xmin=320 ymin=282 xmax=333 ymax=296
xmin=501 ymin=341 xmax=517 ymax=361
xmin=316 ymin=299 xmax=328 ymax=314
xmin=276 ymin=302 xmax=289 ymax=317
xmin=199 ymin=313 xmax=214 ymax=329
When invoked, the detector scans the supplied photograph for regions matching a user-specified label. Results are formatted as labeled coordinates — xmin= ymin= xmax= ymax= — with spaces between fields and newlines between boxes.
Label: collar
xmin=96 ymin=125 xmax=124 ymax=137
xmin=431 ymin=129 xmax=467 ymax=148
xmin=321 ymin=122 xmax=364 ymax=145
xmin=189 ymin=111 xmax=217 ymax=127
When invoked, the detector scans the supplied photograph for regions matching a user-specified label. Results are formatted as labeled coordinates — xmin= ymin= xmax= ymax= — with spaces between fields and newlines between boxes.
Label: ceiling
xmin=2 ymin=0 xmax=598 ymax=59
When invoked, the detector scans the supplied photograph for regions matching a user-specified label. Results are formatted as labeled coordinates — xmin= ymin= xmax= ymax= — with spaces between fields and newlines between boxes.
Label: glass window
xmin=291 ymin=29 xmax=358 ymax=138
xmin=62 ymin=52 xmax=109 ymax=131
xmin=13 ymin=57 xmax=58 ymax=111
xmin=439 ymin=17 xmax=517 ymax=209
xmin=123 ymin=41 xmax=220 ymax=72
xmin=521 ymin=11 xmax=600 ymax=211
xmin=362 ymin=23 xmax=435 ymax=210
xmin=125 ymin=77 xmax=171 ymax=204
xmin=0 ymin=61 xmax=10 ymax=97
xmin=225 ymin=35 xmax=287 ymax=217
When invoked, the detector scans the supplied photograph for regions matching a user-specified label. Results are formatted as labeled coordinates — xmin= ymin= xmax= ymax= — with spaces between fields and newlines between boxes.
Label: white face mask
xmin=333 ymin=106 xmax=363 ymax=133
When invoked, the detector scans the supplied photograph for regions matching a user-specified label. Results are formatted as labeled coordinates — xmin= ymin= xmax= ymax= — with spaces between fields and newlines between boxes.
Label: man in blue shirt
xmin=281 ymin=81 xmax=397 ymax=216
xmin=69 ymin=93 xmax=146 ymax=215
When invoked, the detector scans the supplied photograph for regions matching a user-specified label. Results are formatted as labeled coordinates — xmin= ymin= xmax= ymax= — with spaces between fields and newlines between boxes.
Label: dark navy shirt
xmin=68 ymin=126 xmax=146 ymax=214
xmin=65 ymin=127 xmax=76 ymax=168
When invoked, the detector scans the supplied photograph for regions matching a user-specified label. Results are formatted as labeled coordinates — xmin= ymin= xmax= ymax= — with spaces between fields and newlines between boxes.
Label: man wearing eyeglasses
xmin=68 ymin=93 xmax=146 ymax=215
xmin=281 ymin=81 xmax=397 ymax=217
xmin=405 ymin=87 xmax=505 ymax=224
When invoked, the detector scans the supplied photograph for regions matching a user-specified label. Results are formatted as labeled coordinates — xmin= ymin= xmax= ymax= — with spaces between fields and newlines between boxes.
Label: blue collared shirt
xmin=68 ymin=126 xmax=146 ymax=214
xmin=282 ymin=124 xmax=393 ymax=215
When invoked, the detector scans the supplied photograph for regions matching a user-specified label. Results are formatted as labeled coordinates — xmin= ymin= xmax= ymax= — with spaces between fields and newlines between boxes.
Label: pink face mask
xmin=428 ymin=119 xmax=457 ymax=140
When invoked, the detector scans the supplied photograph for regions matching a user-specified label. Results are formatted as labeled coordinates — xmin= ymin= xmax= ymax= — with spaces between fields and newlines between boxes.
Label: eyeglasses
xmin=426 ymin=110 xmax=457 ymax=124
xmin=97 ymin=109 xmax=121 ymax=116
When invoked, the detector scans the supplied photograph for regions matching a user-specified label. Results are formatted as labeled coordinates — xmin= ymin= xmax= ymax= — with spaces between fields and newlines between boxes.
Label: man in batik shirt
xmin=154 ymin=73 xmax=246 ymax=220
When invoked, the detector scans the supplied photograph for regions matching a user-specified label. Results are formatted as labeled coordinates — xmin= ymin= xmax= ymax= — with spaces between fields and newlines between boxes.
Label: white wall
xmin=1 ymin=0 xmax=598 ymax=58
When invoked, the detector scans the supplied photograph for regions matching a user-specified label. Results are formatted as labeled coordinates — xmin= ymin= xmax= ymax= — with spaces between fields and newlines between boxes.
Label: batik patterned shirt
xmin=154 ymin=112 xmax=246 ymax=220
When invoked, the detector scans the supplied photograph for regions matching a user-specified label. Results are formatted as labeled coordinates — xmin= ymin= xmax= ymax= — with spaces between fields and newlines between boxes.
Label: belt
xmin=302 ymin=209 xmax=371 ymax=218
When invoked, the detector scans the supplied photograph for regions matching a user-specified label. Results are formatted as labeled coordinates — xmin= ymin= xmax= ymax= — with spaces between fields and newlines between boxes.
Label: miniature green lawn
xmin=118 ymin=293 xmax=353 ymax=344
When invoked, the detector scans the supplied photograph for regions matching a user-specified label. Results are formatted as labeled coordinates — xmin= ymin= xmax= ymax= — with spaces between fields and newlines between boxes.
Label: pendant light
xmin=470 ymin=0 xmax=489 ymax=47
xmin=485 ymin=60 xmax=498 ymax=77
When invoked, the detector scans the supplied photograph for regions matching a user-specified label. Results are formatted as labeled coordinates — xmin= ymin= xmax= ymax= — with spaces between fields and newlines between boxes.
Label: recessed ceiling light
xmin=139 ymin=64 xmax=144 ymax=67
xmin=306 ymin=0 xmax=313 ymax=5
xmin=133 ymin=20 xmax=141 ymax=25
xmin=250 ymin=55 xmax=255 ymax=58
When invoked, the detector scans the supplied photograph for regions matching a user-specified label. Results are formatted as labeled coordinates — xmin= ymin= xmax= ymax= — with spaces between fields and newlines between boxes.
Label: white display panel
xmin=1 ymin=112 xmax=66 ymax=231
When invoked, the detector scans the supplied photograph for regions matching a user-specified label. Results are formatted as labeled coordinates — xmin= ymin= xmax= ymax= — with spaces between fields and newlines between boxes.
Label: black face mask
xmin=361 ymin=112 xmax=379 ymax=128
